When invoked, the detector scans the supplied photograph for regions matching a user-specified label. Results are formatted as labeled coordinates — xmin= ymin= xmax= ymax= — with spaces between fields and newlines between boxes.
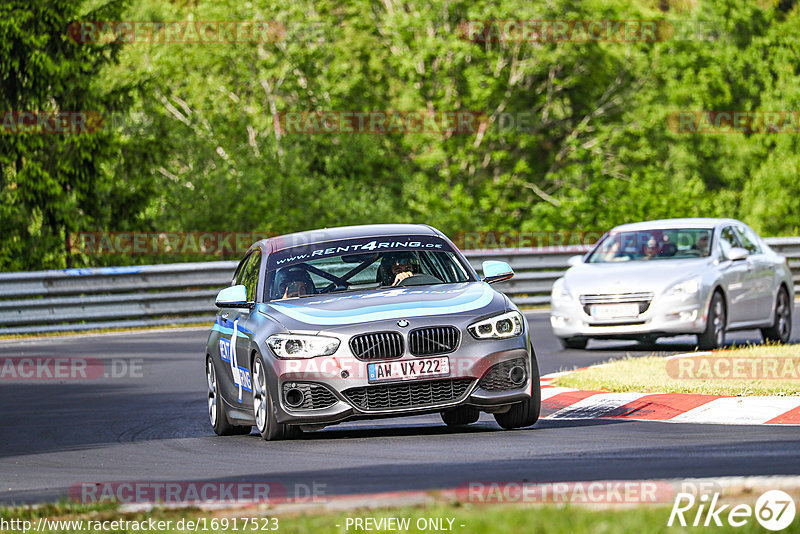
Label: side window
xmin=735 ymin=225 xmax=762 ymax=255
xmin=233 ymin=255 xmax=249 ymax=286
xmin=718 ymin=226 xmax=741 ymax=259
xmin=241 ymin=251 xmax=262 ymax=302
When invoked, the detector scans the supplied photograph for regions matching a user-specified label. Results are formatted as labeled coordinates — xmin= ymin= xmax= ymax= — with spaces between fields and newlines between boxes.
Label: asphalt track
xmin=1 ymin=309 xmax=799 ymax=505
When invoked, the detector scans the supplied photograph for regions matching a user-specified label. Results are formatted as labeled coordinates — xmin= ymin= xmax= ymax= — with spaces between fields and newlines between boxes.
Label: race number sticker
xmin=218 ymin=334 xmax=252 ymax=401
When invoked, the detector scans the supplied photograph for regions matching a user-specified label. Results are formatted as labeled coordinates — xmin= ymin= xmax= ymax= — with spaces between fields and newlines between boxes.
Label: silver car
xmin=206 ymin=224 xmax=541 ymax=440
xmin=550 ymin=218 xmax=793 ymax=349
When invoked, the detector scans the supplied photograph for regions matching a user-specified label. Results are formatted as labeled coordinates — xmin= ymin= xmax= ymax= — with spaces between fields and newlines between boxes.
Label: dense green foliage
xmin=2 ymin=0 xmax=800 ymax=270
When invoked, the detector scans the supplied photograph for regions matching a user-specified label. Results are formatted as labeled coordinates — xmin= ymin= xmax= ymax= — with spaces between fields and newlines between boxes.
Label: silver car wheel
xmin=207 ymin=357 xmax=217 ymax=426
xmin=713 ymin=297 xmax=726 ymax=347
xmin=252 ymin=358 xmax=268 ymax=432
xmin=777 ymin=291 xmax=790 ymax=340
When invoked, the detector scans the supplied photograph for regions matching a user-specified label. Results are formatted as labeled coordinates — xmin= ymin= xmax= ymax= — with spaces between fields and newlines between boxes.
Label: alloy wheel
xmin=252 ymin=359 xmax=268 ymax=432
xmin=207 ymin=357 xmax=217 ymax=426
xmin=713 ymin=297 xmax=726 ymax=347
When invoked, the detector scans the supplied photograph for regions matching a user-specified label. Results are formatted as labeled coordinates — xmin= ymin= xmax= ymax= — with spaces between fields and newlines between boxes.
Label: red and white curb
xmin=539 ymin=369 xmax=800 ymax=426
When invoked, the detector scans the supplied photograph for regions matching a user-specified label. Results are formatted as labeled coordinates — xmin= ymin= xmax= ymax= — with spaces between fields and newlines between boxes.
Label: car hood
xmin=563 ymin=258 xmax=714 ymax=296
xmin=259 ymin=282 xmax=505 ymax=330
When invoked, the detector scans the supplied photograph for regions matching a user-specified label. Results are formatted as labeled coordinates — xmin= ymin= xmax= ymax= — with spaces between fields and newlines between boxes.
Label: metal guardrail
xmin=1 ymin=239 xmax=798 ymax=334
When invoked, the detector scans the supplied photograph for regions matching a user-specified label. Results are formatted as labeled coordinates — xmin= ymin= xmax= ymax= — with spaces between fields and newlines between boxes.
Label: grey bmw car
xmin=551 ymin=218 xmax=793 ymax=350
xmin=205 ymin=224 xmax=540 ymax=440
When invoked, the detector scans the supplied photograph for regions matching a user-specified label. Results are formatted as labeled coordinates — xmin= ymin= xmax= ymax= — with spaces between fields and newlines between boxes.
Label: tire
xmin=252 ymin=354 xmax=299 ymax=441
xmin=559 ymin=337 xmax=588 ymax=350
xmin=761 ymin=287 xmax=792 ymax=344
xmin=440 ymin=406 xmax=480 ymax=427
xmin=207 ymin=355 xmax=251 ymax=436
xmin=697 ymin=291 xmax=726 ymax=350
xmin=494 ymin=354 xmax=541 ymax=430
xmin=637 ymin=335 xmax=658 ymax=346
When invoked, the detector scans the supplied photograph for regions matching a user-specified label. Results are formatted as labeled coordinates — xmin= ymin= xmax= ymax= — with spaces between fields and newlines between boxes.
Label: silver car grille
xmin=579 ymin=292 xmax=654 ymax=316
xmin=342 ymin=378 xmax=474 ymax=411
xmin=349 ymin=332 xmax=404 ymax=361
xmin=579 ymin=292 xmax=654 ymax=304
xmin=408 ymin=326 xmax=460 ymax=356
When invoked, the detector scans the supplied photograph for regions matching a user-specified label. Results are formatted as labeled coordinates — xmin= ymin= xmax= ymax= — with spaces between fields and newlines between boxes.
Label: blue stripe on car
xmin=267 ymin=284 xmax=494 ymax=325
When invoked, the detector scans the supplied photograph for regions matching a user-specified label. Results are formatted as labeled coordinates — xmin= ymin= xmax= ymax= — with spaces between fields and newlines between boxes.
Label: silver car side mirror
xmin=727 ymin=247 xmax=749 ymax=261
xmin=567 ymin=255 xmax=583 ymax=267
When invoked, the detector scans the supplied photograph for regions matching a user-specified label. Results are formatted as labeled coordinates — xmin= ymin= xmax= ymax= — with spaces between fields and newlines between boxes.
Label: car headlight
xmin=267 ymin=334 xmax=340 ymax=359
xmin=666 ymin=278 xmax=700 ymax=297
xmin=551 ymin=278 xmax=572 ymax=302
xmin=468 ymin=311 xmax=523 ymax=339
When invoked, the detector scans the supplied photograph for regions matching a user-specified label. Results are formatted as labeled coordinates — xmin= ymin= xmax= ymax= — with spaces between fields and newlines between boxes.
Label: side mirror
xmin=728 ymin=247 xmax=749 ymax=261
xmin=481 ymin=260 xmax=514 ymax=284
xmin=567 ymin=255 xmax=583 ymax=267
xmin=215 ymin=284 xmax=251 ymax=308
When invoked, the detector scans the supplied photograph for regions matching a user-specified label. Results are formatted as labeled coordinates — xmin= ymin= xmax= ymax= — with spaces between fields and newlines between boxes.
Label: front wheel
xmin=697 ymin=291 xmax=726 ymax=350
xmin=494 ymin=355 xmax=541 ymax=430
xmin=441 ymin=406 xmax=480 ymax=427
xmin=637 ymin=335 xmax=659 ymax=346
xmin=559 ymin=337 xmax=588 ymax=350
xmin=252 ymin=354 xmax=299 ymax=441
xmin=761 ymin=287 xmax=792 ymax=344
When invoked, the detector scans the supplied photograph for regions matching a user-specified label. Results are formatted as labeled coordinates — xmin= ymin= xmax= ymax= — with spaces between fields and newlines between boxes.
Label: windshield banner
xmin=269 ymin=235 xmax=449 ymax=269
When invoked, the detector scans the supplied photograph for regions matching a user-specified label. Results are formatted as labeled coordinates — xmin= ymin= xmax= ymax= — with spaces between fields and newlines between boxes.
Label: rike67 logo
xmin=668 ymin=490 xmax=796 ymax=531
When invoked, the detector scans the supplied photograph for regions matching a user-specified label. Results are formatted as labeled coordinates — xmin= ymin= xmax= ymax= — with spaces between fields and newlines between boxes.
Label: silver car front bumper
xmin=550 ymin=291 xmax=711 ymax=339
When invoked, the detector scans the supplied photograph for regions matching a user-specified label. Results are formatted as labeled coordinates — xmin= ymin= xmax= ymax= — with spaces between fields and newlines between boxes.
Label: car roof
xmin=256 ymin=224 xmax=442 ymax=253
xmin=609 ymin=218 xmax=744 ymax=232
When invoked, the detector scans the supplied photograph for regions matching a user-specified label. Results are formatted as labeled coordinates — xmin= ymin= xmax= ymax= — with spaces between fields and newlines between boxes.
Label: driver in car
xmin=378 ymin=252 xmax=420 ymax=286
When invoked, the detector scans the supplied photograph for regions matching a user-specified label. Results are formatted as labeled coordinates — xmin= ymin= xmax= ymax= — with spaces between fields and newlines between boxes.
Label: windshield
xmin=265 ymin=235 xmax=473 ymax=300
xmin=587 ymin=228 xmax=713 ymax=263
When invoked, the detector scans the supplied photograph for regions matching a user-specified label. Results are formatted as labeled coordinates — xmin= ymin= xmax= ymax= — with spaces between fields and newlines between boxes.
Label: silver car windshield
xmin=587 ymin=228 xmax=713 ymax=263
xmin=265 ymin=236 xmax=473 ymax=300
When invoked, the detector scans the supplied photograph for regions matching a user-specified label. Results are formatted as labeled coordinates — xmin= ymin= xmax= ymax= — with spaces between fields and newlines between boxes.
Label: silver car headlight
xmin=551 ymin=278 xmax=572 ymax=302
xmin=267 ymin=334 xmax=340 ymax=359
xmin=468 ymin=311 xmax=523 ymax=339
xmin=665 ymin=278 xmax=700 ymax=297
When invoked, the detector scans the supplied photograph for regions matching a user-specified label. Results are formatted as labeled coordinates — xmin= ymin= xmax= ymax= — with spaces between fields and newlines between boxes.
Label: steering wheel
xmin=319 ymin=282 xmax=349 ymax=294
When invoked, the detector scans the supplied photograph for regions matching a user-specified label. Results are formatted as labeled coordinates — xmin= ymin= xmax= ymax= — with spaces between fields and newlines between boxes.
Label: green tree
xmin=0 ymin=0 xmax=156 ymax=270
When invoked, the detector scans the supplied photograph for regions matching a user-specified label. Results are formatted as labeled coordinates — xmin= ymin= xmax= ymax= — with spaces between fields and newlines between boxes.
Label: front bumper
xmin=550 ymin=292 xmax=709 ymax=340
xmin=268 ymin=342 xmax=534 ymax=426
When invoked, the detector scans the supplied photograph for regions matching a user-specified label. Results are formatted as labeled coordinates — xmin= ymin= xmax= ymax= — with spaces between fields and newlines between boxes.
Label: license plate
xmin=367 ymin=357 xmax=450 ymax=383
xmin=591 ymin=303 xmax=640 ymax=319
